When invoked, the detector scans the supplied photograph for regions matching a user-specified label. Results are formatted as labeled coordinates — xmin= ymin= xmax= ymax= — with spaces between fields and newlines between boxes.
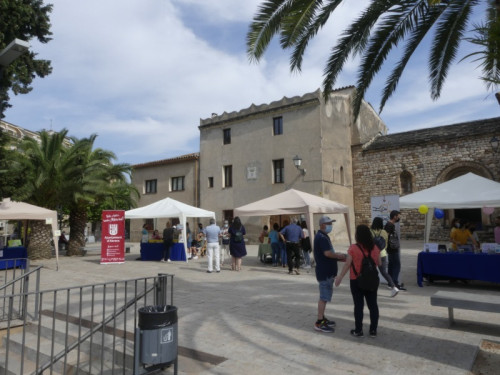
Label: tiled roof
xmin=364 ymin=117 xmax=500 ymax=151
xmin=199 ymin=86 xmax=355 ymax=128
xmin=133 ymin=152 xmax=199 ymax=168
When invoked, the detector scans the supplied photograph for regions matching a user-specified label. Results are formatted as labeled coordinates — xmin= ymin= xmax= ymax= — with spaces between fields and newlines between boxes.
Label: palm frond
xmin=352 ymin=1 xmax=431 ymax=117
xmin=380 ymin=4 xmax=444 ymax=113
xmin=322 ymin=0 xmax=399 ymax=100
xmin=290 ymin=0 xmax=344 ymax=72
xmin=429 ymin=0 xmax=477 ymax=99
xmin=247 ymin=0 xmax=296 ymax=62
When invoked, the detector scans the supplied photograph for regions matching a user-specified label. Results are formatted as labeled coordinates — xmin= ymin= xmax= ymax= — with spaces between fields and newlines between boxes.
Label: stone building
xmin=198 ymin=87 xmax=386 ymax=240
xmin=352 ymin=117 xmax=500 ymax=241
xmin=129 ymin=153 xmax=200 ymax=241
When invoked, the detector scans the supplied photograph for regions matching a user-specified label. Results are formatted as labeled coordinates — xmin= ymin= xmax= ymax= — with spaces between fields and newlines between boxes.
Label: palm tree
xmin=65 ymin=135 xmax=135 ymax=256
xmin=247 ymin=0 xmax=500 ymax=119
xmin=12 ymin=130 xmax=75 ymax=258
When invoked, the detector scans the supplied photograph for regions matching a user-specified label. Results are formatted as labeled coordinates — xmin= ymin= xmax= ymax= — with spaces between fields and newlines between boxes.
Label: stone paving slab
xmin=30 ymin=241 xmax=500 ymax=374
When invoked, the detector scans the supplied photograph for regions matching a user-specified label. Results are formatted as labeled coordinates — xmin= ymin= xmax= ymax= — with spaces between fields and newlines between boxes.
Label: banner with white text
xmin=100 ymin=210 xmax=125 ymax=264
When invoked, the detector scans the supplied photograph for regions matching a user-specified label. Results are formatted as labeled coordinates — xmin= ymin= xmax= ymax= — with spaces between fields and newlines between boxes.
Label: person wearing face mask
xmin=313 ymin=216 xmax=347 ymax=333
xmin=384 ymin=210 xmax=406 ymax=291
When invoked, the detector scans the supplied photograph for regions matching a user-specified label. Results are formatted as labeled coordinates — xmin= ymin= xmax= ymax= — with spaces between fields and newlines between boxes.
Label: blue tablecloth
xmin=140 ymin=243 xmax=186 ymax=261
xmin=417 ymin=251 xmax=500 ymax=287
xmin=0 ymin=246 xmax=28 ymax=269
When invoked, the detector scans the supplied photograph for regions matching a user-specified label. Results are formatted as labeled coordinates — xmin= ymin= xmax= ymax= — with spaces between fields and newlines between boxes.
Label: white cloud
xmin=5 ymin=0 xmax=499 ymax=164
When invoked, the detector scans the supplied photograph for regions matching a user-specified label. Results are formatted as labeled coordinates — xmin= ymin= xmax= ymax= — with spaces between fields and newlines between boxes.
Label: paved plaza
xmin=31 ymin=241 xmax=500 ymax=375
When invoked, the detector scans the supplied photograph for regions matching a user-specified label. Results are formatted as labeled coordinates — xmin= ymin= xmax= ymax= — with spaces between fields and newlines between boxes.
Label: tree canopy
xmin=0 ymin=0 xmax=53 ymax=118
xmin=247 ymin=0 xmax=500 ymax=120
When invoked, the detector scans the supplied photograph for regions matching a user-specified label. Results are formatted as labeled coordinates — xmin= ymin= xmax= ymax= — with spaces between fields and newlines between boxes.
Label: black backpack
xmin=372 ymin=230 xmax=386 ymax=251
xmin=234 ymin=230 xmax=243 ymax=243
xmin=351 ymin=245 xmax=379 ymax=292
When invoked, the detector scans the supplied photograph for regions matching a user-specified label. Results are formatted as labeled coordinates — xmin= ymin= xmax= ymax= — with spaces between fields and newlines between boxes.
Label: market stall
xmin=234 ymin=189 xmax=352 ymax=250
xmin=400 ymin=173 xmax=500 ymax=286
xmin=0 ymin=198 xmax=59 ymax=270
xmin=125 ymin=197 xmax=215 ymax=262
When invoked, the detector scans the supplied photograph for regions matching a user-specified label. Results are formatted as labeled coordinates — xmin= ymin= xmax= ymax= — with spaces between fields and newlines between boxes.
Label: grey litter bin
xmin=138 ymin=305 xmax=178 ymax=365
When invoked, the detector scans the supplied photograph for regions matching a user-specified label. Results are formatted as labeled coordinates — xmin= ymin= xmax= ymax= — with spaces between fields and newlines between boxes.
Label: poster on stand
xmin=101 ymin=210 xmax=125 ymax=264
xmin=371 ymin=194 xmax=400 ymax=225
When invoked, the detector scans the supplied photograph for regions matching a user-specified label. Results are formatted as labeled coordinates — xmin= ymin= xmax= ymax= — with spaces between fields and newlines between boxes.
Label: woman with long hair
xmin=228 ymin=217 xmax=247 ymax=271
xmin=335 ymin=224 xmax=381 ymax=338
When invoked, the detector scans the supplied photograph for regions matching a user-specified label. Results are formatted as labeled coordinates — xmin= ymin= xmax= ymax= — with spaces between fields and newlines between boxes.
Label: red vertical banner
xmin=100 ymin=210 xmax=125 ymax=264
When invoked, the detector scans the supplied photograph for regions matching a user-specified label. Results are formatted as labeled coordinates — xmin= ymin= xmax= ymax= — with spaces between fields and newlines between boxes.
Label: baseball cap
xmin=319 ymin=216 xmax=336 ymax=225
xmin=390 ymin=210 xmax=401 ymax=219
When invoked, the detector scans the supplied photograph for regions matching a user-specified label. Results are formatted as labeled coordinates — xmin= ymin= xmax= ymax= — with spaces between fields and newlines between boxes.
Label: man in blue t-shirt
xmin=313 ymin=216 xmax=346 ymax=333
xmin=279 ymin=218 xmax=304 ymax=275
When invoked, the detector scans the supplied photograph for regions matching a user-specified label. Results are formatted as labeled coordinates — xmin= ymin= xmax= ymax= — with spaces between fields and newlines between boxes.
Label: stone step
xmin=1 ymin=322 xmax=134 ymax=374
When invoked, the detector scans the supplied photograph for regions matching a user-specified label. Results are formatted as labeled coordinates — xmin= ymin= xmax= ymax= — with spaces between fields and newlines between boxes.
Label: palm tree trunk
xmin=67 ymin=206 xmax=87 ymax=256
xmin=27 ymin=220 xmax=53 ymax=259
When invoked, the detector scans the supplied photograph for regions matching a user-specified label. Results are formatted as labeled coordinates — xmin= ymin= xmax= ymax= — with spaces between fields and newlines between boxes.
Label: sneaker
xmin=193 ymin=256 xmax=198 ymax=259
xmin=314 ymin=320 xmax=334 ymax=333
xmin=322 ymin=317 xmax=336 ymax=328
xmin=386 ymin=285 xmax=393 ymax=290
xmin=350 ymin=329 xmax=364 ymax=338
xmin=206 ymin=270 xmax=212 ymax=273
xmin=216 ymin=270 xmax=220 ymax=273
xmin=369 ymin=330 xmax=377 ymax=338
xmin=167 ymin=259 xmax=171 ymax=262
xmin=304 ymin=265 xmax=311 ymax=269
xmin=397 ymin=284 xmax=407 ymax=291
xmin=160 ymin=259 xmax=165 ymax=262
xmin=390 ymin=287 xmax=399 ymax=298
xmin=288 ymin=271 xmax=294 ymax=275
xmin=294 ymin=269 xmax=300 ymax=275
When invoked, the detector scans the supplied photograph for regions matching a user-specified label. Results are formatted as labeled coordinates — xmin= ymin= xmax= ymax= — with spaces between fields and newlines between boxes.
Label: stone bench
xmin=430 ymin=291 xmax=500 ymax=326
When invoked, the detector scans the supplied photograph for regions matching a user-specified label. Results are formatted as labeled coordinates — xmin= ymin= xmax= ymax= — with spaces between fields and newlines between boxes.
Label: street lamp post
xmin=0 ymin=38 xmax=30 ymax=77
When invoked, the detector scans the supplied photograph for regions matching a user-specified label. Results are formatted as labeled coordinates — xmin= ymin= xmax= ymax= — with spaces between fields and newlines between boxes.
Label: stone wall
xmin=352 ymin=131 xmax=500 ymax=241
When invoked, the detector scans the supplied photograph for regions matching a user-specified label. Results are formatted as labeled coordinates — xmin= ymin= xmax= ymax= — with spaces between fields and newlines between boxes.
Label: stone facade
xmin=198 ymin=88 xmax=386 ymax=241
xmin=352 ymin=117 xmax=500 ymax=241
xmin=129 ymin=153 xmax=200 ymax=241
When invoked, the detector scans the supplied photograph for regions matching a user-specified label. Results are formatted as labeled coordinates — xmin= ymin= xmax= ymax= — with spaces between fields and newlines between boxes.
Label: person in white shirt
xmin=204 ymin=218 xmax=221 ymax=273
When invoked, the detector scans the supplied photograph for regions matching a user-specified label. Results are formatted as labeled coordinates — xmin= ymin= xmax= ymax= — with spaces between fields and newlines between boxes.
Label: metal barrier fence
xmin=0 ymin=272 xmax=174 ymax=375
xmin=0 ymin=258 xmax=38 ymax=322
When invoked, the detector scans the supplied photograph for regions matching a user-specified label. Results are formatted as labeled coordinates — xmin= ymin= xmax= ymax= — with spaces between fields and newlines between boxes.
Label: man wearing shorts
xmin=313 ymin=216 xmax=346 ymax=333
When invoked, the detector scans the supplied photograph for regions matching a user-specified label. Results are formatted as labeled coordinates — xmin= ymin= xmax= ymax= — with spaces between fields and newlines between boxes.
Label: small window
xmin=145 ymin=179 xmax=157 ymax=194
xmin=171 ymin=176 xmax=185 ymax=191
xmin=273 ymin=159 xmax=284 ymax=184
xmin=208 ymin=177 xmax=214 ymax=188
xmin=223 ymin=165 xmax=232 ymax=188
xmin=273 ymin=117 xmax=283 ymax=135
xmin=223 ymin=129 xmax=231 ymax=145
xmin=400 ymin=171 xmax=413 ymax=194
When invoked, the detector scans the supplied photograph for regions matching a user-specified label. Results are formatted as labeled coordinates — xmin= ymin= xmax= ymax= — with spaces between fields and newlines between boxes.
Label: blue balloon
xmin=434 ymin=208 xmax=444 ymax=219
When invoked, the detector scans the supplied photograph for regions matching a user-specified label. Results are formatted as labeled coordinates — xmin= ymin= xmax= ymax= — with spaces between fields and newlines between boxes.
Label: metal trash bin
xmin=138 ymin=305 xmax=178 ymax=365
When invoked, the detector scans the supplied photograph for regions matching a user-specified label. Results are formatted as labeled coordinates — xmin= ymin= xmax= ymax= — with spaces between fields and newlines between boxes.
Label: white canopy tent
xmin=0 ymin=198 xmax=60 ymax=270
xmin=234 ymin=189 xmax=352 ymax=247
xmin=400 ymin=173 xmax=500 ymax=241
xmin=125 ymin=197 xmax=216 ymax=260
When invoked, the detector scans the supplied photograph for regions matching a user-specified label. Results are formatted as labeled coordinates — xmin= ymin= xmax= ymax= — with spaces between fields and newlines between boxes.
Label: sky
xmin=4 ymin=0 xmax=500 ymax=165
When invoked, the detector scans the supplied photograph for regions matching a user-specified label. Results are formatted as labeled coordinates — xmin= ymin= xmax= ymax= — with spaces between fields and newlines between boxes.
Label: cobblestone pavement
xmin=32 ymin=241 xmax=500 ymax=375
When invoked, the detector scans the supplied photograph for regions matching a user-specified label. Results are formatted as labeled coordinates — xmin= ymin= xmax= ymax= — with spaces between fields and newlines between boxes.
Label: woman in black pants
xmin=335 ymin=225 xmax=381 ymax=338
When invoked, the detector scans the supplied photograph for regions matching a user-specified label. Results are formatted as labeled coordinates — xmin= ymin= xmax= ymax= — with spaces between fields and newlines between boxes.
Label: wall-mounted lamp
xmin=293 ymin=155 xmax=306 ymax=175
xmin=490 ymin=136 xmax=499 ymax=153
